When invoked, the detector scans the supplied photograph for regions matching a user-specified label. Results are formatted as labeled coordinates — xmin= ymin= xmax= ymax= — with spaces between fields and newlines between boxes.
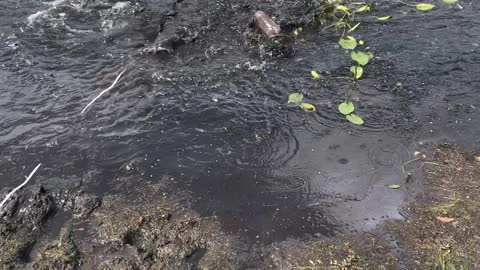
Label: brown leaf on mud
xmin=436 ymin=216 xmax=455 ymax=223
xmin=475 ymin=156 xmax=480 ymax=162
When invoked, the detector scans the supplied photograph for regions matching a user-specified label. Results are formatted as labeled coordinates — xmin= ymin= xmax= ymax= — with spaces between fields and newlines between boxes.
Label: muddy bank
xmin=0 ymin=182 xmax=240 ymax=269
xmin=1 ymin=144 xmax=479 ymax=269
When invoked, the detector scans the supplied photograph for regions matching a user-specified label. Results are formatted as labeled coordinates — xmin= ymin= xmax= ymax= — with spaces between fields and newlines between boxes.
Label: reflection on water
xmin=0 ymin=0 xmax=479 ymax=242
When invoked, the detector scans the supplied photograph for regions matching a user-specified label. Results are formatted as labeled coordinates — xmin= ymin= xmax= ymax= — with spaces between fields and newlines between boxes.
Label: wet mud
xmin=0 ymin=0 xmax=480 ymax=269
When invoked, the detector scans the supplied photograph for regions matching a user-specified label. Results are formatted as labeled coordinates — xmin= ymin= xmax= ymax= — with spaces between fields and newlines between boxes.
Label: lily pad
xmin=346 ymin=113 xmax=364 ymax=125
xmin=442 ymin=0 xmax=457 ymax=4
xmin=301 ymin=103 xmax=316 ymax=112
xmin=351 ymin=51 xmax=370 ymax=66
xmin=416 ymin=3 xmax=435 ymax=11
xmin=350 ymin=66 xmax=364 ymax=79
xmin=288 ymin=93 xmax=303 ymax=104
xmin=339 ymin=36 xmax=357 ymax=50
xmin=338 ymin=102 xmax=355 ymax=115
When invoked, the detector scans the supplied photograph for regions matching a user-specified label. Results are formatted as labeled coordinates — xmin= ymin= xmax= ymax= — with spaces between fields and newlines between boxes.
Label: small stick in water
xmin=0 ymin=163 xmax=42 ymax=210
xmin=80 ymin=67 xmax=127 ymax=114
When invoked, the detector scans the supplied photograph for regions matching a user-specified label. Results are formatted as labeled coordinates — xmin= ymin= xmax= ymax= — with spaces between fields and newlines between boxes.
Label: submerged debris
xmin=254 ymin=11 xmax=281 ymax=39
xmin=252 ymin=10 xmax=294 ymax=57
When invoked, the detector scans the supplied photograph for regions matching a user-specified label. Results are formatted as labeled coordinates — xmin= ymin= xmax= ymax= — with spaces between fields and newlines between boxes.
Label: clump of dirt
xmin=288 ymin=145 xmax=480 ymax=270
xmin=0 ymin=186 xmax=240 ymax=269
xmin=33 ymin=226 xmax=78 ymax=270
xmin=0 ymin=239 xmax=29 ymax=268
xmin=81 ymin=196 xmax=239 ymax=269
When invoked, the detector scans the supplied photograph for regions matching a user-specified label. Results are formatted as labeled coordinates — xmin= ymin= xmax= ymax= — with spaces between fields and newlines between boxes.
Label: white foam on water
xmin=27 ymin=10 xmax=48 ymax=26
xmin=47 ymin=0 xmax=67 ymax=6
xmin=27 ymin=0 xmax=68 ymax=26
xmin=112 ymin=2 xmax=130 ymax=10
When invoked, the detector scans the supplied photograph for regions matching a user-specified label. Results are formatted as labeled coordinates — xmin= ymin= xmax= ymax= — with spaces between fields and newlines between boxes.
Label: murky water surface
xmin=1 ymin=0 xmax=479 ymax=243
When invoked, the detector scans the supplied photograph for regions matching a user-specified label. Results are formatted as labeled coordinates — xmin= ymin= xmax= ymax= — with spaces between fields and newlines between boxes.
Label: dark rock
xmin=71 ymin=193 xmax=101 ymax=218
xmin=0 ymin=185 xmax=54 ymax=230
xmin=0 ymin=185 xmax=55 ymax=269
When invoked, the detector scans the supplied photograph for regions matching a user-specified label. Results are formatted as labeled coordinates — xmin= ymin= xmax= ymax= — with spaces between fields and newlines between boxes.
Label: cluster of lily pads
xmin=288 ymin=0 xmax=461 ymax=126
xmin=288 ymin=93 xmax=316 ymax=112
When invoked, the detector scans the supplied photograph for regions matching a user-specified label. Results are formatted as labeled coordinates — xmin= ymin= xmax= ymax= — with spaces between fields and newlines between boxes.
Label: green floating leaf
xmin=338 ymin=102 xmax=355 ymax=115
xmin=416 ymin=3 xmax=435 ymax=11
xmin=301 ymin=103 xmax=316 ymax=112
xmin=339 ymin=36 xmax=357 ymax=50
xmin=388 ymin=184 xmax=401 ymax=189
xmin=350 ymin=65 xmax=364 ymax=79
xmin=376 ymin=16 xmax=392 ymax=21
xmin=442 ymin=0 xmax=457 ymax=4
xmin=311 ymin=70 xmax=321 ymax=79
xmin=351 ymin=51 xmax=370 ymax=66
xmin=288 ymin=93 xmax=303 ymax=104
xmin=355 ymin=5 xmax=370 ymax=13
xmin=348 ymin=22 xmax=361 ymax=33
xmin=346 ymin=113 xmax=364 ymax=125
xmin=359 ymin=40 xmax=365 ymax=46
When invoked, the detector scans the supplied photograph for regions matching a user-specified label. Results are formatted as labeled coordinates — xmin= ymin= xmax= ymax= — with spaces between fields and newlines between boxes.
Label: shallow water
xmin=1 ymin=0 xmax=479 ymax=243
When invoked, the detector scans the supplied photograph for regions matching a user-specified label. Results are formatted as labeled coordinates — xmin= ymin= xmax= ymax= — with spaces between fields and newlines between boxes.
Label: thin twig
xmin=80 ymin=67 xmax=127 ymax=114
xmin=0 ymin=163 xmax=42 ymax=210
xmin=402 ymin=158 xmax=440 ymax=176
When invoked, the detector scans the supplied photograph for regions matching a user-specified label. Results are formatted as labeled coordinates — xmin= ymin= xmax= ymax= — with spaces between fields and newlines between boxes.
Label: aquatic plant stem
xmin=0 ymin=163 xmax=42 ymax=210
xmin=80 ymin=67 xmax=127 ymax=114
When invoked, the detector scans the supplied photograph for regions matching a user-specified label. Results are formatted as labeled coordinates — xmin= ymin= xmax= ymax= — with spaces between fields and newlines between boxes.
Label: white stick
xmin=80 ymin=67 xmax=127 ymax=114
xmin=0 ymin=163 xmax=42 ymax=210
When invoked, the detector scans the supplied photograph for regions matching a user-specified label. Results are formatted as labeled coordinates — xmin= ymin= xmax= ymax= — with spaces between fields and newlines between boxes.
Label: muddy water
xmin=0 ymin=0 xmax=479 ymax=243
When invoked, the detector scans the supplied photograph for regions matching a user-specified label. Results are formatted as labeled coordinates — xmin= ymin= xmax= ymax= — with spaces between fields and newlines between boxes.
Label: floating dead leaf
xmin=436 ymin=216 xmax=455 ymax=223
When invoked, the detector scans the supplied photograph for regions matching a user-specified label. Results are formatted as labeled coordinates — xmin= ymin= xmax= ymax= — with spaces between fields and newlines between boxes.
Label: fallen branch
xmin=80 ymin=67 xmax=127 ymax=114
xmin=0 ymin=163 xmax=42 ymax=210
